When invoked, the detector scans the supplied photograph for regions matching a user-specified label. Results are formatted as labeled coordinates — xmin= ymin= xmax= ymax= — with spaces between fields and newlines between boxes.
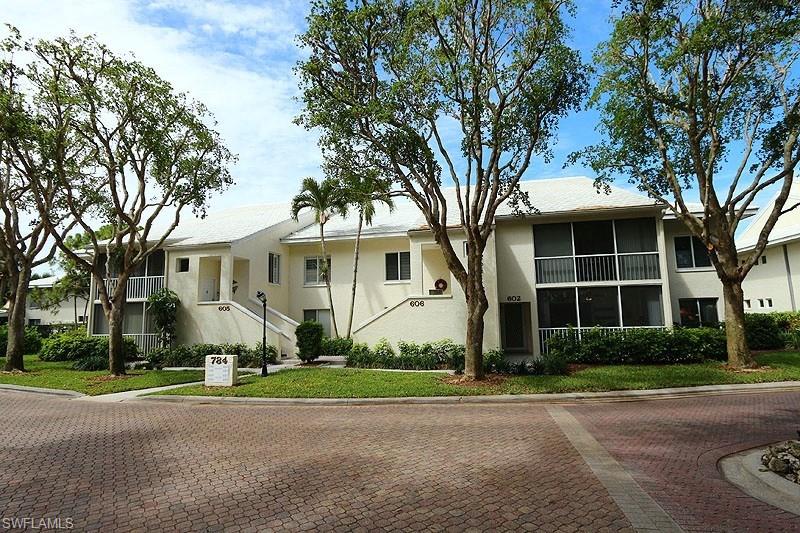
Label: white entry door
xmin=200 ymin=277 xmax=219 ymax=302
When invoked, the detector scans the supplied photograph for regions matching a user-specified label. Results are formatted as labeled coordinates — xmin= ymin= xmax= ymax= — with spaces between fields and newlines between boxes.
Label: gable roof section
xmin=163 ymin=202 xmax=294 ymax=247
xmin=282 ymin=176 xmax=658 ymax=243
xmin=737 ymin=184 xmax=800 ymax=251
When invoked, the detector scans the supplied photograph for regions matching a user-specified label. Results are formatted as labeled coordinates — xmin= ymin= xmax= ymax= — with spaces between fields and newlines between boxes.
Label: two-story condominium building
xmin=86 ymin=176 xmax=777 ymax=357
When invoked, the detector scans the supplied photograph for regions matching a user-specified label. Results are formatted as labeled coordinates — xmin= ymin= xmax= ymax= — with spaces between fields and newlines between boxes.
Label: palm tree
xmin=343 ymin=173 xmax=394 ymax=338
xmin=291 ymin=177 xmax=348 ymax=338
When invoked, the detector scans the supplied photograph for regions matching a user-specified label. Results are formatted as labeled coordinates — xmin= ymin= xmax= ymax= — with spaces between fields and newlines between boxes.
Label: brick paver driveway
xmin=570 ymin=391 xmax=800 ymax=532
xmin=0 ymin=391 xmax=628 ymax=532
xmin=0 ymin=390 xmax=799 ymax=532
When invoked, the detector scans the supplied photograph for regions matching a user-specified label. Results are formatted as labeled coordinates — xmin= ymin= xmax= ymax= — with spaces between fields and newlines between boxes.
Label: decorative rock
xmin=761 ymin=440 xmax=800 ymax=483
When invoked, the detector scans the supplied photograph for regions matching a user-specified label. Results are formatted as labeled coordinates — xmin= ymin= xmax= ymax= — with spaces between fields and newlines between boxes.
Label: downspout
xmin=783 ymin=244 xmax=796 ymax=312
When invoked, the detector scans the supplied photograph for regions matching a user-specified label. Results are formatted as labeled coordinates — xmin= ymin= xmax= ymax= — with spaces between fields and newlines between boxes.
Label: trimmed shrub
xmin=239 ymin=342 xmax=279 ymax=368
xmin=40 ymin=329 xmax=138 ymax=362
xmin=321 ymin=337 xmax=353 ymax=357
xmin=742 ymin=313 xmax=786 ymax=350
xmin=787 ymin=329 xmax=800 ymax=351
xmin=483 ymin=349 xmax=509 ymax=373
xmin=546 ymin=327 xmax=726 ymax=365
xmin=72 ymin=355 xmax=109 ymax=371
xmin=0 ymin=325 xmax=43 ymax=355
xmin=541 ymin=350 xmax=568 ymax=375
xmin=295 ymin=321 xmax=324 ymax=362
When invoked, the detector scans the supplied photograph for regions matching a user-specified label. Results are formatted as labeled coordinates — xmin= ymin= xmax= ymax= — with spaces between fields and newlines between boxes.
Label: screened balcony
xmin=536 ymin=285 xmax=665 ymax=353
xmin=533 ymin=218 xmax=660 ymax=284
xmin=94 ymin=249 xmax=166 ymax=301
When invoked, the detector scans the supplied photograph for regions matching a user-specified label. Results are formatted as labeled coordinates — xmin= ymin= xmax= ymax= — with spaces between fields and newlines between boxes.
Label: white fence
xmin=98 ymin=276 xmax=165 ymax=301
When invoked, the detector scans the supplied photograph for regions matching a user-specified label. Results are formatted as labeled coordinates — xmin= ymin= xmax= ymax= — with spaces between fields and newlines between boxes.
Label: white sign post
xmin=204 ymin=354 xmax=238 ymax=387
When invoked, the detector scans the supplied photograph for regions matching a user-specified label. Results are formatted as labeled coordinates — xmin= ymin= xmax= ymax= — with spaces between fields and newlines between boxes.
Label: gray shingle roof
xmin=282 ymin=176 xmax=657 ymax=242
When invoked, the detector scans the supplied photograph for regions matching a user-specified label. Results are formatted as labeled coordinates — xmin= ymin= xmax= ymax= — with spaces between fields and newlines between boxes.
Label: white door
xmin=200 ymin=277 xmax=218 ymax=302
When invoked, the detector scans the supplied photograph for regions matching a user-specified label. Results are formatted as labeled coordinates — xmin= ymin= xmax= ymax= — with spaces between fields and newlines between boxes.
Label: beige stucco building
xmin=85 ymin=176 xmax=799 ymax=358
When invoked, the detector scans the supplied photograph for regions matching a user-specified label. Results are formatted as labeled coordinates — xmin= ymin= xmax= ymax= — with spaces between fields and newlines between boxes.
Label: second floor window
xmin=385 ymin=251 xmax=411 ymax=281
xmin=304 ymin=256 xmax=331 ymax=285
xmin=674 ymin=236 xmax=711 ymax=269
xmin=268 ymin=252 xmax=281 ymax=284
xmin=176 ymin=257 xmax=190 ymax=273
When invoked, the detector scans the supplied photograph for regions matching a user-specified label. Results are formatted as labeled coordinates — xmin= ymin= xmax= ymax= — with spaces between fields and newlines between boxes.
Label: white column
xmin=655 ymin=215 xmax=674 ymax=327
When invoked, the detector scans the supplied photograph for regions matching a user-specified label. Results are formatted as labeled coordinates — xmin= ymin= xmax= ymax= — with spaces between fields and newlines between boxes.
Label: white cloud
xmin=0 ymin=0 xmax=322 ymax=214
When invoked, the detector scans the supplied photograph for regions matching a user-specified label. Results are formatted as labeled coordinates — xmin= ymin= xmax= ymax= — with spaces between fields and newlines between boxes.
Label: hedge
xmin=742 ymin=313 xmax=791 ymax=350
xmin=0 ymin=325 xmax=43 ymax=355
xmin=345 ymin=339 xmax=467 ymax=371
xmin=546 ymin=327 xmax=727 ymax=365
xmin=39 ymin=328 xmax=138 ymax=362
xmin=146 ymin=342 xmax=278 ymax=369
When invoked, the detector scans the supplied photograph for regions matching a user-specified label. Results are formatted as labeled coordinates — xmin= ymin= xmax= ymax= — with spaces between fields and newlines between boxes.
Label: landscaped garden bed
xmin=0 ymin=355 xmax=204 ymax=396
xmin=152 ymin=352 xmax=800 ymax=399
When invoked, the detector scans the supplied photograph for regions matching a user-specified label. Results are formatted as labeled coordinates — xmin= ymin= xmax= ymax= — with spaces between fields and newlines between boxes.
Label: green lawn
xmin=0 ymin=355 xmax=204 ymax=396
xmin=153 ymin=352 xmax=800 ymax=399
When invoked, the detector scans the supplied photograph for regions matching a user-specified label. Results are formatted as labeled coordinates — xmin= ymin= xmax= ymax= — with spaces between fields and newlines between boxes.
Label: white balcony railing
xmin=92 ymin=333 xmax=160 ymax=355
xmin=618 ymin=253 xmax=660 ymax=280
xmin=576 ymin=255 xmax=617 ymax=282
xmin=535 ymin=252 xmax=660 ymax=284
xmin=538 ymin=326 xmax=664 ymax=354
xmin=97 ymin=276 xmax=165 ymax=301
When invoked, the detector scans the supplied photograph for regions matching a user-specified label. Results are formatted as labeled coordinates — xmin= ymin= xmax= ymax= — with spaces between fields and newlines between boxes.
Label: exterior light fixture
xmin=256 ymin=290 xmax=268 ymax=376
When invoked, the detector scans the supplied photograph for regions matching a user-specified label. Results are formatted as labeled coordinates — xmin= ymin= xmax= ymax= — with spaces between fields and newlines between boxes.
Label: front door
xmin=200 ymin=277 xmax=218 ymax=302
xmin=500 ymin=302 xmax=532 ymax=354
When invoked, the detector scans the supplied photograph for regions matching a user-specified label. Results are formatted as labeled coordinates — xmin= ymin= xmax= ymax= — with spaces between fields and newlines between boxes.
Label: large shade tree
xmin=0 ymin=28 xmax=81 ymax=371
xmin=580 ymin=0 xmax=800 ymax=368
xmin=296 ymin=0 xmax=586 ymax=378
xmin=6 ymin=32 xmax=234 ymax=374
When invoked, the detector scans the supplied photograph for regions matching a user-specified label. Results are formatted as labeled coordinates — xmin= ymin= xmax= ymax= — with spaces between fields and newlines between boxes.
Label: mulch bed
xmin=88 ymin=374 xmax=139 ymax=382
xmin=440 ymin=374 xmax=507 ymax=387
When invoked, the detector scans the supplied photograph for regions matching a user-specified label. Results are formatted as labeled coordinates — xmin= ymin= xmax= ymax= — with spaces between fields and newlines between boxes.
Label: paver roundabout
xmin=1 ymin=386 xmax=799 ymax=531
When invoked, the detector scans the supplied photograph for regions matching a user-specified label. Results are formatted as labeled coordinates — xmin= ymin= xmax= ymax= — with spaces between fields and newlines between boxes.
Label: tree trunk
xmin=464 ymin=278 xmax=488 ymax=380
xmin=106 ymin=303 xmax=127 ymax=375
xmin=722 ymin=279 xmax=755 ymax=368
xmin=73 ymin=296 xmax=78 ymax=325
xmin=319 ymin=223 xmax=339 ymax=338
xmin=4 ymin=274 xmax=28 ymax=372
xmin=346 ymin=213 xmax=363 ymax=339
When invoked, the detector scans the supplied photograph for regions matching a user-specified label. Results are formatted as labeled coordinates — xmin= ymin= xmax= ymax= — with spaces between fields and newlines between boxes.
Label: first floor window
xmin=578 ymin=287 xmax=620 ymax=327
xmin=538 ymin=285 xmax=664 ymax=329
xmin=304 ymin=256 xmax=331 ymax=285
xmin=385 ymin=251 xmax=411 ymax=281
xmin=536 ymin=288 xmax=577 ymax=328
xmin=620 ymin=286 xmax=664 ymax=326
xmin=176 ymin=257 xmax=190 ymax=272
xmin=303 ymin=309 xmax=331 ymax=337
xmin=679 ymin=298 xmax=719 ymax=327
xmin=268 ymin=252 xmax=281 ymax=284
xmin=674 ymin=236 xmax=711 ymax=269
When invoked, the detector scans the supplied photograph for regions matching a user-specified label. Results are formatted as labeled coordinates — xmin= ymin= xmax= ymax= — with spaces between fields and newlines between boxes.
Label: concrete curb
xmin=720 ymin=447 xmax=800 ymax=516
xmin=137 ymin=380 xmax=800 ymax=407
xmin=0 ymin=383 xmax=85 ymax=398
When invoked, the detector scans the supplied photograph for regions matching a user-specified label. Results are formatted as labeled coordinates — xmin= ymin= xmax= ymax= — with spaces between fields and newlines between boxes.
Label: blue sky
xmin=1 ymin=0 xmax=630 ymax=213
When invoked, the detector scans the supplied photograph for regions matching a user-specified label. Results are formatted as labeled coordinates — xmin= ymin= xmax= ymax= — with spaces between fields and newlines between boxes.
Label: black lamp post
xmin=256 ymin=290 xmax=268 ymax=376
